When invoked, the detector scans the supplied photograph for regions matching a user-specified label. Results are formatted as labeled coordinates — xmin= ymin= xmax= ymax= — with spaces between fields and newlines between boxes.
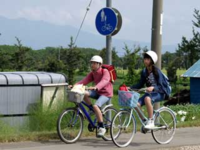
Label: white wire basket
xmin=67 ymin=91 xmax=85 ymax=103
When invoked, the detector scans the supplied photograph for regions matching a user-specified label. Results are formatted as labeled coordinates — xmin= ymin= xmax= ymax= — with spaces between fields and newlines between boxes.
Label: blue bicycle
xmin=57 ymin=90 xmax=117 ymax=143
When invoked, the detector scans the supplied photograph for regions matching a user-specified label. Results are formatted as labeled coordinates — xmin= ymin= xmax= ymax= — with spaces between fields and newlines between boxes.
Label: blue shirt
xmin=131 ymin=67 xmax=166 ymax=94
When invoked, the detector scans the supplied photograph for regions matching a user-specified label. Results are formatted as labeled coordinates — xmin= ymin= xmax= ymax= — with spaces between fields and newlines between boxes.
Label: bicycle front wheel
xmin=102 ymin=107 xmax=118 ymax=141
xmin=110 ymin=110 xmax=136 ymax=148
xmin=57 ymin=108 xmax=83 ymax=144
xmin=152 ymin=107 xmax=176 ymax=144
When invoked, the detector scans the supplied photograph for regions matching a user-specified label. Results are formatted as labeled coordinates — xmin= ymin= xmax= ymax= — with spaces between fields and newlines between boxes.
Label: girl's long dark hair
xmin=152 ymin=65 xmax=159 ymax=80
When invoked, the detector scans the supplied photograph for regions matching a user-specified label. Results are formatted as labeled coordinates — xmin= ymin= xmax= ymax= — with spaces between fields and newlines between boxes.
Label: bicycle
xmin=110 ymin=89 xmax=177 ymax=148
xmin=57 ymin=89 xmax=118 ymax=144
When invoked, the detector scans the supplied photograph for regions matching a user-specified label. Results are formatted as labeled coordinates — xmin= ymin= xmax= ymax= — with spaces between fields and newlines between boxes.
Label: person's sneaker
xmin=144 ymin=119 xmax=155 ymax=129
xmin=97 ymin=127 xmax=106 ymax=137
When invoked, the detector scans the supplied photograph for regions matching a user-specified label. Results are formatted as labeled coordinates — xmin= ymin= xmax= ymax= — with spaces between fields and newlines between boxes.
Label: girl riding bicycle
xmin=129 ymin=51 xmax=169 ymax=129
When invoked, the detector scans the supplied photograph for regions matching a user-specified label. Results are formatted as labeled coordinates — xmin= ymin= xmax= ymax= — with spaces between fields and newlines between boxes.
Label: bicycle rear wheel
xmin=102 ymin=107 xmax=118 ymax=141
xmin=152 ymin=107 xmax=176 ymax=144
xmin=57 ymin=108 xmax=83 ymax=144
xmin=110 ymin=110 xmax=136 ymax=148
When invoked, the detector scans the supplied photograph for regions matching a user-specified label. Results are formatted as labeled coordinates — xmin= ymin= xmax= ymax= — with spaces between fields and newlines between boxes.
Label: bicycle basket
xmin=67 ymin=91 xmax=84 ymax=103
xmin=118 ymin=90 xmax=140 ymax=108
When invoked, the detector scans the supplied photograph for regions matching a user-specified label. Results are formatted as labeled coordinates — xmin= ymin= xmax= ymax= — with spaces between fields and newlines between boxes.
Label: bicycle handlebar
xmin=129 ymin=88 xmax=147 ymax=92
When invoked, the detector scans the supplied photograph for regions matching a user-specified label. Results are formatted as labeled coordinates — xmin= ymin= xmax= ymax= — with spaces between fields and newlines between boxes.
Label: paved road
xmin=0 ymin=127 xmax=200 ymax=150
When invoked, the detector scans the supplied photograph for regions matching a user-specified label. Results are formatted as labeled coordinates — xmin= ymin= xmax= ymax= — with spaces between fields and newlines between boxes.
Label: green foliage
xmin=12 ymin=37 xmax=32 ymax=71
xmin=162 ymin=9 xmax=200 ymax=71
xmin=42 ymin=57 xmax=65 ymax=72
xmin=99 ymin=47 xmax=122 ymax=67
xmin=175 ymin=9 xmax=200 ymax=69
xmin=0 ymin=49 xmax=12 ymax=71
xmin=123 ymin=44 xmax=141 ymax=86
xmin=193 ymin=9 xmax=200 ymax=28
xmin=29 ymin=103 xmax=65 ymax=131
xmin=61 ymin=37 xmax=83 ymax=84
xmin=166 ymin=57 xmax=181 ymax=83
xmin=168 ymin=104 xmax=200 ymax=127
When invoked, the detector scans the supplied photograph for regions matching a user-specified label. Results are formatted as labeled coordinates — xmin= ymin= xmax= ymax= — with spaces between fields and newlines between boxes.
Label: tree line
xmin=0 ymin=9 xmax=199 ymax=85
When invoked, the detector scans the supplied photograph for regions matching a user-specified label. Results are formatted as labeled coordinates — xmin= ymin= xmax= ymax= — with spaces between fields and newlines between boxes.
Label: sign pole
xmin=106 ymin=0 xmax=112 ymax=120
xmin=106 ymin=0 xmax=112 ymax=66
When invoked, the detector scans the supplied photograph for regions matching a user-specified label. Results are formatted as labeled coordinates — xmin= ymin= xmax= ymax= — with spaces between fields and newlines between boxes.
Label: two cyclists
xmin=70 ymin=51 xmax=170 ymax=134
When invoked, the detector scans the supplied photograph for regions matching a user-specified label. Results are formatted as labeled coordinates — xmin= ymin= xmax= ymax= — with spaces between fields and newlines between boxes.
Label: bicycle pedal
xmin=88 ymin=123 xmax=95 ymax=132
xmin=141 ymin=126 xmax=149 ymax=134
xmin=96 ymin=135 xmax=103 ymax=138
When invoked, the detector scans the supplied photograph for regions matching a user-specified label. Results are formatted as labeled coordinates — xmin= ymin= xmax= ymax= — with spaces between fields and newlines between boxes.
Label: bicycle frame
xmin=76 ymin=101 xmax=97 ymax=128
xmin=122 ymin=106 xmax=147 ymax=129
xmin=75 ymin=101 xmax=114 ymax=129
xmin=123 ymin=105 xmax=176 ymax=130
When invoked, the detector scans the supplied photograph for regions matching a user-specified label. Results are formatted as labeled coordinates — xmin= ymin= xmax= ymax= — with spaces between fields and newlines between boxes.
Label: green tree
xmin=176 ymin=9 xmax=200 ymax=69
xmin=123 ymin=44 xmax=141 ymax=85
xmin=12 ymin=37 xmax=32 ymax=71
xmin=193 ymin=9 xmax=200 ymax=28
xmin=166 ymin=57 xmax=181 ymax=84
xmin=43 ymin=56 xmax=65 ymax=72
xmin=0 ymin=49 xmax=12 ymax=71
xmin=61 ymin=37 xmax=82 ymax=84
xmin=162 ymin=51 xmax=176 ymax=69
xmin=99 ymin=47 xmax=121 ymax=67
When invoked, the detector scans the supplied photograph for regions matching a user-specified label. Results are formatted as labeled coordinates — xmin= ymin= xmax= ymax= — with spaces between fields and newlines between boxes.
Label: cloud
xmin=16 ymin=7 xmax=73 ymax=25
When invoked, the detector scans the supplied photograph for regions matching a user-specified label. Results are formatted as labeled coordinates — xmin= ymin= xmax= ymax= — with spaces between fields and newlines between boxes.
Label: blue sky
xmin=0 ymin=0 xmax=200 ymax=46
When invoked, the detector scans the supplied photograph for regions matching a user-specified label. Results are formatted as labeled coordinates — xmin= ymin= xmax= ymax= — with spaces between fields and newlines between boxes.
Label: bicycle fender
xmin=101 ymin=104 xmax=113 ymax=112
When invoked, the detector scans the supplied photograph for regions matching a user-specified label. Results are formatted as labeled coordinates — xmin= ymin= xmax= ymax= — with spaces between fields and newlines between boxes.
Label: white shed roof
xmin=0 ymin=72 xmax=67 ymax=85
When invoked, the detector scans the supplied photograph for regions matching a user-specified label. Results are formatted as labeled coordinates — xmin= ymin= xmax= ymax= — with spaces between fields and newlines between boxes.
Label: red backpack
xmin=102 ymin=64 xmax=117 ymax=83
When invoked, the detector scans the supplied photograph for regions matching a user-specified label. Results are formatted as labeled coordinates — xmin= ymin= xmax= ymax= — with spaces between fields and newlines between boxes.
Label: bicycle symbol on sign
xmin=100 ymin=10 xmax=114 ymax=32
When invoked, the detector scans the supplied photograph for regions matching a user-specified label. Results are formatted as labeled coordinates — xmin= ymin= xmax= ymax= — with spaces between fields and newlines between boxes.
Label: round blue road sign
xmin=95 ymin=8 xmax=118 ymax=36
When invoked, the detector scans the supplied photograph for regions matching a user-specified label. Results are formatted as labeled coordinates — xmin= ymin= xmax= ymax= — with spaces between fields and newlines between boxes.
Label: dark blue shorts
xmin=138 ymin=92 xmax=165 ymax=106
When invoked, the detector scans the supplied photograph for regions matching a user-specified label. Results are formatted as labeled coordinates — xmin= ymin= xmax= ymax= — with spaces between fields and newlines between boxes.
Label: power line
xmin=74 ymin=0 xmax=93 ymax=45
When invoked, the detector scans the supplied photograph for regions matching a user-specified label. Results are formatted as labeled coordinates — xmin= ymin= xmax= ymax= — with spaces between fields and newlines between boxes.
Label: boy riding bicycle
xmin=74 ymin=55 xmax=113 ymax=137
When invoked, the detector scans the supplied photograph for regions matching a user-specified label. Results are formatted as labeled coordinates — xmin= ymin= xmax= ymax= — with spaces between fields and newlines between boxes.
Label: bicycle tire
xmin=102 ymin=107 xmax=118 ymax=141
xmin=57 ymin=108 xmax=83 ymax=144
xmin=110 ymin=110 xmax=136 ymax=148
xmin=151 ymin=107 xmax=176 ymax=144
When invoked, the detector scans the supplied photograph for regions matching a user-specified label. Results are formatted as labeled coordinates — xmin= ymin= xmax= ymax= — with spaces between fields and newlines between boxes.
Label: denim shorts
xmin=138 ymin=92 xmax=165 ymax=106
xmin=88 ymin=90 xmax=111 ymax=107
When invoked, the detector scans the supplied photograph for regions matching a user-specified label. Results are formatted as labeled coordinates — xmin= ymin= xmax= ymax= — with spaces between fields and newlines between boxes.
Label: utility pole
xmin=151 ymin=0 xmax=163 ymax=109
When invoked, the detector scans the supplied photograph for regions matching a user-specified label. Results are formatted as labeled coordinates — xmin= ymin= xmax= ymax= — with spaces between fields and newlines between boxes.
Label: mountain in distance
xmin=0 ymin=16 xmax=177 ymax=56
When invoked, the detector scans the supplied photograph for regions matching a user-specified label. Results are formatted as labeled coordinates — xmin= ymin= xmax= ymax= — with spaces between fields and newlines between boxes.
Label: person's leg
xmin=93 ymin=105 xmax=103 ymax=122
xmin=84 ymin=90 xmax=99 ymax=106
xmin=136 ymin=94 xmax=148 ymax=122
xmin=144 ymin=96 xmax=153 ymax=119
xmin=144 ymin=95 xmax=154 ymax=129
xmin=144 ymin=93 xmax=165 ymax=129
xmin=94 ymin=95 xmax=110 ymax=123
xmin=94 ymin=95 xmax=110 ymax=136
xmin=84 ymin=91 xmax=92 ymax=105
